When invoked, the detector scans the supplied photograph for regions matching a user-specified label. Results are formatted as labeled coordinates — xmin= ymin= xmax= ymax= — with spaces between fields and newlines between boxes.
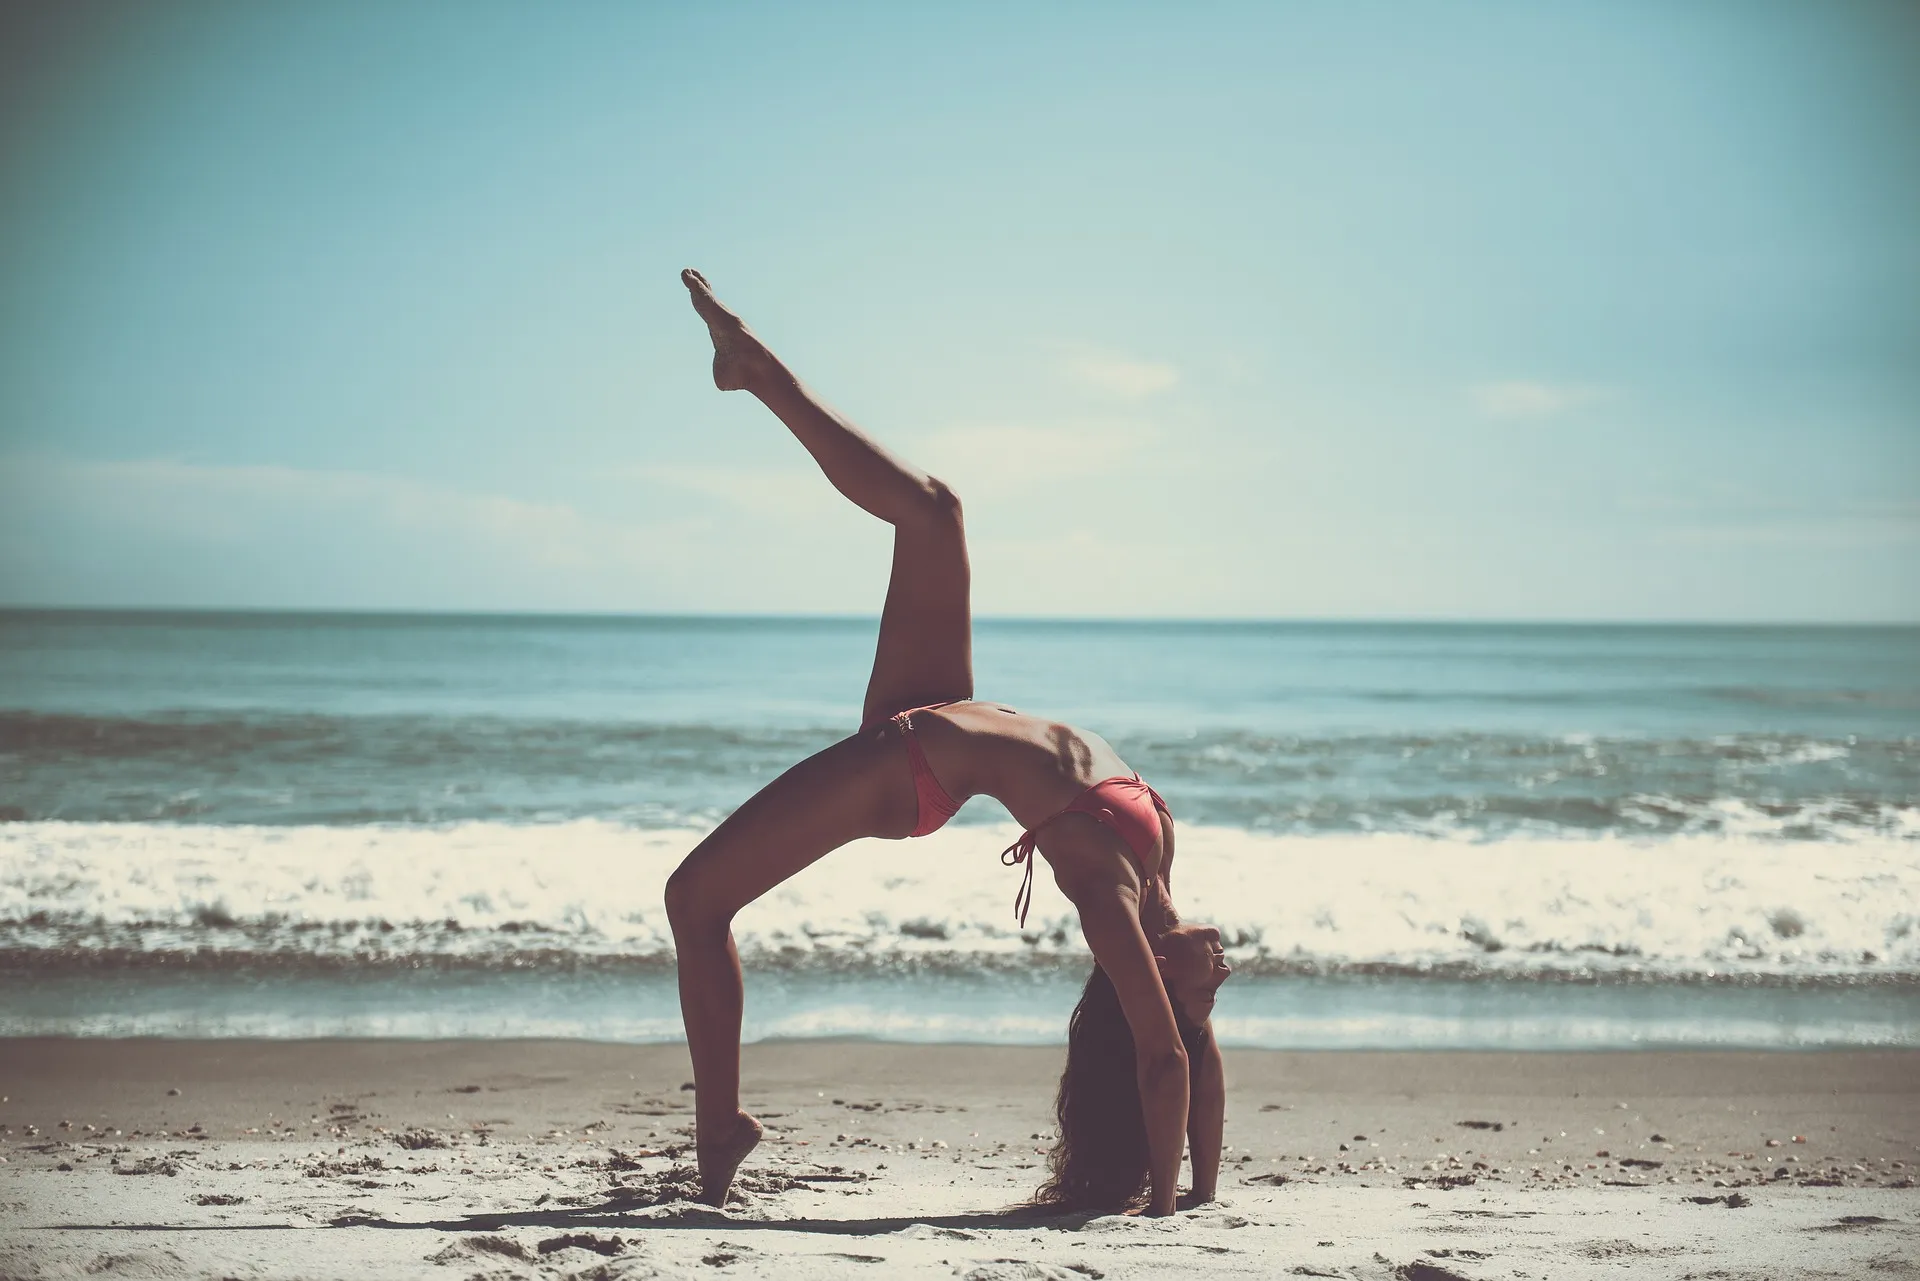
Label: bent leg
xmin=663 ymin=732 xmax=909 ymax=1203
xmin=681 ymin=270 xmax=972 ymax=723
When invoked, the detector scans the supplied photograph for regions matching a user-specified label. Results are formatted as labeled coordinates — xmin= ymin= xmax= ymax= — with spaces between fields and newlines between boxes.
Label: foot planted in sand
xmin=696 ymin=1110 xmax=763 ymax=1207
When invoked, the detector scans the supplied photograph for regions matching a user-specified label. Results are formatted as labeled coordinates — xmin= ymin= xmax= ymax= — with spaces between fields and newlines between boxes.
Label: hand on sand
xmin=681 ymin=269 xmax=773 ymax=392
xmin=696 ymin=1109 xmax=763 ymax=1207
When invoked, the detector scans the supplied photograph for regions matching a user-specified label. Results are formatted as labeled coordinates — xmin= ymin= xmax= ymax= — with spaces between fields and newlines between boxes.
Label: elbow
xmin=1138 ymin=1045 xmax=1190 ymax=1093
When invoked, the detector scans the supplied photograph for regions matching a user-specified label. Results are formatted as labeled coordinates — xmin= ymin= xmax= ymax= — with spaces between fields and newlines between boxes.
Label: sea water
xmin=2 ymin=611 xmax=1915 ymax=1047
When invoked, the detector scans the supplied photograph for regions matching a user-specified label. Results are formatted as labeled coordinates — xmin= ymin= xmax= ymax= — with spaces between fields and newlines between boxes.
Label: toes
xmin=682 ymin=272 xmax=739 ymax=327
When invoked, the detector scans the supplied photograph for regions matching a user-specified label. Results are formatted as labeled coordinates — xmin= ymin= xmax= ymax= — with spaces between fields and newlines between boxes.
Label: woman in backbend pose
xmin=665 ymin=270 xmax=1232 ymax=1215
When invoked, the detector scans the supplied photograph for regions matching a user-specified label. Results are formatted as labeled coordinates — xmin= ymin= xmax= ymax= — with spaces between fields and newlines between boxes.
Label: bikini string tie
xmin=1000 ymin=832 xmax=1040 ymax=929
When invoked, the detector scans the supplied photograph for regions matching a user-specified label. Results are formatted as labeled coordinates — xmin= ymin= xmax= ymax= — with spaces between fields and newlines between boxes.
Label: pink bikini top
xmin=1000 ymin=775 xmax=1171 ymax=928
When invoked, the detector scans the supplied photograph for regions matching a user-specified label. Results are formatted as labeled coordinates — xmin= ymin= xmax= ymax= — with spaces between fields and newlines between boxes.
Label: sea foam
xmin=3 ymin=820 xmax=1915 ymax=981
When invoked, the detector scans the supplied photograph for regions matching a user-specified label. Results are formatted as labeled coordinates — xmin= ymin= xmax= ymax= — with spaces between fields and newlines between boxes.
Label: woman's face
xmin=1155 ymin=922 xmax=1231 ymax=1022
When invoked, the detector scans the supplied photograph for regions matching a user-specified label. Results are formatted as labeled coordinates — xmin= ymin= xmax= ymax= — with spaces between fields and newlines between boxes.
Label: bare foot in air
xmin=696 ymin=1109 xmax=762 ymax=1206
xmin=681 ymin=268 xmax=775 ymax=392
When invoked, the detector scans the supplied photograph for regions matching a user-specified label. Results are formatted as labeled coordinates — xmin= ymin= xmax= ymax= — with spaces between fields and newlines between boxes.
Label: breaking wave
xmin=4 ymin=820 xmax=1916 ymax=983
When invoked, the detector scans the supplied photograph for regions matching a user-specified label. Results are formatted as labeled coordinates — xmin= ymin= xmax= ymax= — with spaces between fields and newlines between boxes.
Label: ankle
xmin=698 ymin=1108 xmax=753 ymax=1141
xmin=743 ymin=358 xmax=795 ymax=400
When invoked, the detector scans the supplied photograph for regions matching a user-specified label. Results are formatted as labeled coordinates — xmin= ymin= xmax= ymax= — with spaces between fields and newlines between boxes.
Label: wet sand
xmin=2 ymin=1039 xmax=1916 ymax=1278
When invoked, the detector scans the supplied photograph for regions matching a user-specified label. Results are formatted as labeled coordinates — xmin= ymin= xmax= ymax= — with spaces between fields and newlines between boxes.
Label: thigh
xmin=671 ymin=733 xmax=914 ymax=919
xmin=862 ymin=514 xmax=973 ymax=728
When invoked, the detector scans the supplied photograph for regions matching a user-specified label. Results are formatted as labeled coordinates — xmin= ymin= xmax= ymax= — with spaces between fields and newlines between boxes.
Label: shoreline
xmin=10 ymin=967 xmax=1917 ymax=1051
xmin=3 ymin=1039 xmax=1915 ymax=1278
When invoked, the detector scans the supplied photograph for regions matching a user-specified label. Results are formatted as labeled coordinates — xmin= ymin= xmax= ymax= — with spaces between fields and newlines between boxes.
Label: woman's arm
xmin=1063 ymin=876 xmax=1190 ymax=1215
xmin=1184 ymin=1021 xmax=1225 ymax=1204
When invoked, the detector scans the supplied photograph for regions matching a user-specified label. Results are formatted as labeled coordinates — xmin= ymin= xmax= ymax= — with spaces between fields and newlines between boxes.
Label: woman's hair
xmin=1031 ymin=964 xmax=1208 ymax=1213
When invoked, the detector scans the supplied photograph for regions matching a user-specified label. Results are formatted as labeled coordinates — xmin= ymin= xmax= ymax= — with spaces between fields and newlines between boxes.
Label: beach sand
xmin=1 ymin=1038 xmax=1915 ymax=1279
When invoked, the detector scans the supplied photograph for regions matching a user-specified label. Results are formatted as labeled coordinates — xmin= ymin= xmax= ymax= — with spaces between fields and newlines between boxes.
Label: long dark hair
xmin=1031 ymin=964 xmax=1208 ymax=1213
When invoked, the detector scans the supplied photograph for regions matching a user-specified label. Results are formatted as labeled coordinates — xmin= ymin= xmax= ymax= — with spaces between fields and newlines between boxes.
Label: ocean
xmin=3 ymin=610 xmax=1916 ymax=1048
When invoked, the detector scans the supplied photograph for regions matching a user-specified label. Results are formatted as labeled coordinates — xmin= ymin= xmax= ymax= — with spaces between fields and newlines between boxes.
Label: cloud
xmin=968 ymin=527 xmax=1205 ymax=615
xmin=0 ymin=455 xmax=705 ymax=607
xmin=1059 ymin=346 xmax=1180 ymax=399
xmin=1471 ymin=381 xmax=1608 ymax=419
xmin=23 ymin=457 xmax=631 ymax=566
xmin=1618 ymin=489 xmax=1920 ymax=548
xmin=1657 ymin=501 xmax=1920 ymax=549
xmin=630 ymin=464 xmax=842 ymax=519
xmin=913 ymin=420 xmax=1161 ymax=503
xmin=924 ymin=421 xmax=1155 ymax=476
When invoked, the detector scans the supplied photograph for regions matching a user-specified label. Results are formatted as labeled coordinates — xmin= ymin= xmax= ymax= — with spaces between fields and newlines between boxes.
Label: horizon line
xmin=1 ymin=604 xmax=1915 ymax=629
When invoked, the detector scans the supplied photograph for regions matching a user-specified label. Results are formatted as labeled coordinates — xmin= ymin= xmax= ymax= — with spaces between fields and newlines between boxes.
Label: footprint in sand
xmin=425 ymin=1235 xmax=538 ymax=1265
xmin=1392 ymin=1264 xmax=1474 ymax=1281
xmin=895 ymin=1224 xmax=979 ymax=1242
xmin=955 ymin=1263 xmax=1103 ymax=1281
xmin=536 ymin=1232 xmax=626 ymax=1257
xmin=76 ymin=1250 xmax=190 ymax=1277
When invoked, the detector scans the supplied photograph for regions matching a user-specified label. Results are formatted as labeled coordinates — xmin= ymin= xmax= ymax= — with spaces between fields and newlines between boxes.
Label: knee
xmin=664 ymin=862 xmax=727 ymax=932
xmin=912 ymin=475 xmax=963 ymax=526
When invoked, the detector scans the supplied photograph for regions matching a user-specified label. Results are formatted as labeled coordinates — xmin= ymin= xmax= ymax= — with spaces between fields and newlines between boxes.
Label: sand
xmin=1 ymin=1039 xmax=1916 ymax=1279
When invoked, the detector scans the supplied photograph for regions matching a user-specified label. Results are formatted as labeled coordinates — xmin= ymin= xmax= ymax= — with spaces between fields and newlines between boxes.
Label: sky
xmin=0 ymin=1 xmax=1915 ymax=621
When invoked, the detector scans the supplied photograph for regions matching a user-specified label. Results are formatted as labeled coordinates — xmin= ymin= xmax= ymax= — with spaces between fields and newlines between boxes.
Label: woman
xmin=665 ymin=270 xmax=1232 ymax=1215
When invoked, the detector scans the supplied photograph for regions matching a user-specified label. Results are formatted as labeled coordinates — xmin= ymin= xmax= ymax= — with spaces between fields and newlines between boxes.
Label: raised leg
xmin=681 ymin=269 xmax=972 ymax=724
xmin=663 ymin=734 xmax=911 ymax=1204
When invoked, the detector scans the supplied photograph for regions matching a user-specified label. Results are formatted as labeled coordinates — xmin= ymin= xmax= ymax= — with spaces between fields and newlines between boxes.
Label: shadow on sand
xmin=44 ymin=1196 xmax=1103 ymax=1238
